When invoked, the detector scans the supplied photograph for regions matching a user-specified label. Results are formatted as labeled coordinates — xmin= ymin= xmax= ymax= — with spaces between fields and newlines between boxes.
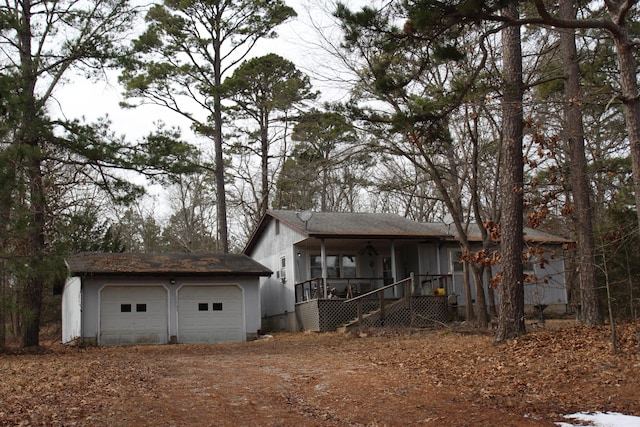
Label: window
xmin=451 ymin=251 xmax=464 ymax=273
xmin=310 ymin=255 xmax=356 ymax=278
xmin=280 ymin=256 xmax=286 ymax=282
xmin=342 ymin=256 xmax=356 ymax=278
xmin=136 ymin=304 xmax=147 ymax=312
xmin=212 ymin=303 xmax=223 ymax=311
xmin=198 ymin=303 xmax=208 ymax=311
xmin=121 ymin=304 xmax=131 ymax=313
xmin=275 ymin=219 xmax=280 ymax=235
xmin=523 ymin=260 xmax=535 ymax=272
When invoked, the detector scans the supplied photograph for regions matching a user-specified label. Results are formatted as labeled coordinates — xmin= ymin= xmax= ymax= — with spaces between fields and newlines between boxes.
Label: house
xmin=243 ymin=210 xmax=570 ymax=332
xmin=62 ymin=252 xmax=272 ymax=346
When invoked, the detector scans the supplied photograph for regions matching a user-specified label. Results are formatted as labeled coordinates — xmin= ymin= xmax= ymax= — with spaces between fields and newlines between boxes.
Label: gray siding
xmin=248 ymin=219 xmax=306 ymax=317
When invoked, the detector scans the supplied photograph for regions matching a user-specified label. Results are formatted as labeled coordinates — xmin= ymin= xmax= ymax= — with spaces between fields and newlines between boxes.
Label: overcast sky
xmin=49 ymin=0 xmax=370 ymax=215
xmin=53 ymin=0 xmax=367 ymax=144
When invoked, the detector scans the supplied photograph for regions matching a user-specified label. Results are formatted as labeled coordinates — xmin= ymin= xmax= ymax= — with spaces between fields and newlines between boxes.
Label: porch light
xmin=365 ymin=243 xmax=378 ymax=257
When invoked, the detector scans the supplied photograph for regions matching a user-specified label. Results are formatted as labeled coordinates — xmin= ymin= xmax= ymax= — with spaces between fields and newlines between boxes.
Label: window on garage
xmin=121 ymin=304 xmax=132 ymax=312
xmin=136 ymin=304 xmax=147 ymax=312
xmin=212 ymin=302 xmax=223 ymax=311
xmin=198 ymin=303 xmax=208 ymax=311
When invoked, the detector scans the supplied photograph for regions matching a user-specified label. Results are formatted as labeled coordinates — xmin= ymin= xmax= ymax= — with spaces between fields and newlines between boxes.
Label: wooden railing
xmin=294 ymin=274 xmax=453 ymax=303
xmin=294 ymin=277 xmax=386 ymax=303
xmin=414 ymin=274 xmax=453 ymax=295
xmin=343 ymin=275 xmax=414 ymax=327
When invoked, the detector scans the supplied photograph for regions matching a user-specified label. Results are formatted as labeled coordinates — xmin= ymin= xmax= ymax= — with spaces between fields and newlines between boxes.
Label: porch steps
xmin=337 ymin=298 xmax=409 ymax=333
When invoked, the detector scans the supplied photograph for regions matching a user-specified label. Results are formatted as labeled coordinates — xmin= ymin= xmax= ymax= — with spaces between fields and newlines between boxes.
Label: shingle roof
xmin=243 ymin=210 xmax=571 ymax=254
xmin=268 ymin=210 xmax=449 ymax=237
xmin=427 ymin=222 xmax=571 ymax=244
xmin=66 ymin=252 xmax=272 ymax=277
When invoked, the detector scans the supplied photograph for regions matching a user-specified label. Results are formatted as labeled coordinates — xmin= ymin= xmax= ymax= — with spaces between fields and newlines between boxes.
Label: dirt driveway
xmin=1 ymin=321 xmax=639 ymax=426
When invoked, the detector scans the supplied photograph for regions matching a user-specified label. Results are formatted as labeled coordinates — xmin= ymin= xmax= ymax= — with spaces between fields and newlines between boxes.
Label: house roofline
xmin=242 ymin=210 xmax=453 ymax=254
xmin=242 ymin=210 xmax=572 ymax=254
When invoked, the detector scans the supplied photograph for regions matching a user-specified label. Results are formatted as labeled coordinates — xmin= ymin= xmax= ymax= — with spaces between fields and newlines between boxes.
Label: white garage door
xmin=178 ymin=285 xmax=244 ymax=343
xmin=100 ymin=286 xmax=168 ymax=346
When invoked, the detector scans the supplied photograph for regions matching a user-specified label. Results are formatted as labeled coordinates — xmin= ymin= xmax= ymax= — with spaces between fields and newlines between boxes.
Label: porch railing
xmin=294 ymin=274 xmax=453 ymax=304
xmin=294 ymin=277 xmax=386 ymax=303
xmin=414 ymin=274 xmax=453 ymax=295
xmin=344 ymin=275 xmax=414 ymax=327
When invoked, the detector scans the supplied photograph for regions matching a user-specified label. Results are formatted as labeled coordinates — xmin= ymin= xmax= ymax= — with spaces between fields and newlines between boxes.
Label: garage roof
xmin=66 ymin=252 xmax=272 ymax=277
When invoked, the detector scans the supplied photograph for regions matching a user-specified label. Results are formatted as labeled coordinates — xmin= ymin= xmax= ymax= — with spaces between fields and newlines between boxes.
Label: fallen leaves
xmin=0 ymin=320 xmax=638 ymax=426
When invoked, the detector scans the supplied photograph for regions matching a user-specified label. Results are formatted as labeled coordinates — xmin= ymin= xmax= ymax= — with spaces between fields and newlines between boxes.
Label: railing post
xmin=379 ymin=291 xmax=385 ymax=324
xmin=406 ymin=275 xmax=413 ymax=327
xmin=408 ymin=273 xmax=414 ymax=299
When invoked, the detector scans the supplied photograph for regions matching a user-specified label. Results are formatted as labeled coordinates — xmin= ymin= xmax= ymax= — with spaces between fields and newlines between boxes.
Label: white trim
xmin=62 ymin=277 xmax=82 ymax=343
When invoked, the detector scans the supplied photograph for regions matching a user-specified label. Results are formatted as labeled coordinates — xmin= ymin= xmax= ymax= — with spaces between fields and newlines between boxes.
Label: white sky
xmin=53 ymin=0 xmax=367 ymax=143
xmin=49 ymin=0 xmax=372 ymax=215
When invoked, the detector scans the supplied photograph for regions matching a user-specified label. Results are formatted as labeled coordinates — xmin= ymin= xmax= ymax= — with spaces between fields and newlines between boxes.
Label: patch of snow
xmin=557 ymin=412 xmax=640 ymax=427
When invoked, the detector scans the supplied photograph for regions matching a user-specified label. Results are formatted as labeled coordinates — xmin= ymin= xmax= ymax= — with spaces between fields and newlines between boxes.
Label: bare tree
xmin=533 ymin=1 xmax=640 ymax=241
xmin=558 ymin=0 xmax=602 ymax=325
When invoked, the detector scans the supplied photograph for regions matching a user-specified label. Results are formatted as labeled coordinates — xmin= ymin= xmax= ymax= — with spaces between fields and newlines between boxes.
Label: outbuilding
xmin=62 ymin=252 xmax=272 ymax=346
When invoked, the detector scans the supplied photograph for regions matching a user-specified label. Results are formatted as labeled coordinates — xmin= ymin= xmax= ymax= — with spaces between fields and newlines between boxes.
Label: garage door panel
xmin=100 ymin=286 xmax=168 ymax=346
xmin=178 ymin=285 xmax=244 ymax=343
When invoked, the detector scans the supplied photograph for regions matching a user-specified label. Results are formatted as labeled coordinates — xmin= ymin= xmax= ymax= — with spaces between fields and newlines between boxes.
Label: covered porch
xmin=294 ymin=274 xmax=455 ymax=332
xmin=291 ymin=234 xmax=451 ymax=294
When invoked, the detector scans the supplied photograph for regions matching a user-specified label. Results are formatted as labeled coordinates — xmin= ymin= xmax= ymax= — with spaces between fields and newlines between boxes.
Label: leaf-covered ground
xmin=1 ymin=320 xmax=639 ymax=426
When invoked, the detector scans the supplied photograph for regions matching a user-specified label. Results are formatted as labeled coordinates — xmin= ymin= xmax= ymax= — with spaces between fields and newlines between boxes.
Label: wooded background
xmin=1 ymin=0 xmax=639 ymax=347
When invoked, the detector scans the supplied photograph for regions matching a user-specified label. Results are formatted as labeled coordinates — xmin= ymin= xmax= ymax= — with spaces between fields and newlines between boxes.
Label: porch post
xmin=321 ymin=238 xmax=328 ymax=298
xmin=391 ymin=240 xmax=397 ymax=297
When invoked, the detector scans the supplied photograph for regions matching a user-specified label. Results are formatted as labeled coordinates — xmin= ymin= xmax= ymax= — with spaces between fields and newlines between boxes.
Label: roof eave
xmin=71 ymin=271 xmax=272 ymax=277
xmin=305 ymin=232 xmax=451 ymax=240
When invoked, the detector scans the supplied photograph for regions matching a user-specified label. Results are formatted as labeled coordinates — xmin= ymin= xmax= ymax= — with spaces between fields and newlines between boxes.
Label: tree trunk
xmin=0 ymin=165 xmax=13 ymax=348
xmin=495 ymin=2 xmax=526 ymax=344
xmin=468 ymin=112 xmax=490 ymax=327
xmin=471 ymin=265 xmax=489 ymax=327
xmin=260 ymin=114 xmax=270 ymax=219
xmin=462 ymin=260 xmax=474 ymax=322
xmin=213 ymin=38 xmax=229 ymax=253
xmin=17 ymin=0 xmax=44 ymax=347
xmin=535 ymin=0 xmax=640 ymax=247
xmin=559 ymin=0 xmax=603 ymax=326
xmin=0 ymin=260 xmax=6 ymax=348
xmin=485 ymin=268 xmax=498 ymax=318
xmin=611 ymin=27 xmax=640 ymax=241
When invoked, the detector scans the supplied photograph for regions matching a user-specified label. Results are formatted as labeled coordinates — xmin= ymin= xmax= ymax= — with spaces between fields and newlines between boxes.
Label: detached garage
xmin=62 ymin=253 xmax=272 ymax=346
